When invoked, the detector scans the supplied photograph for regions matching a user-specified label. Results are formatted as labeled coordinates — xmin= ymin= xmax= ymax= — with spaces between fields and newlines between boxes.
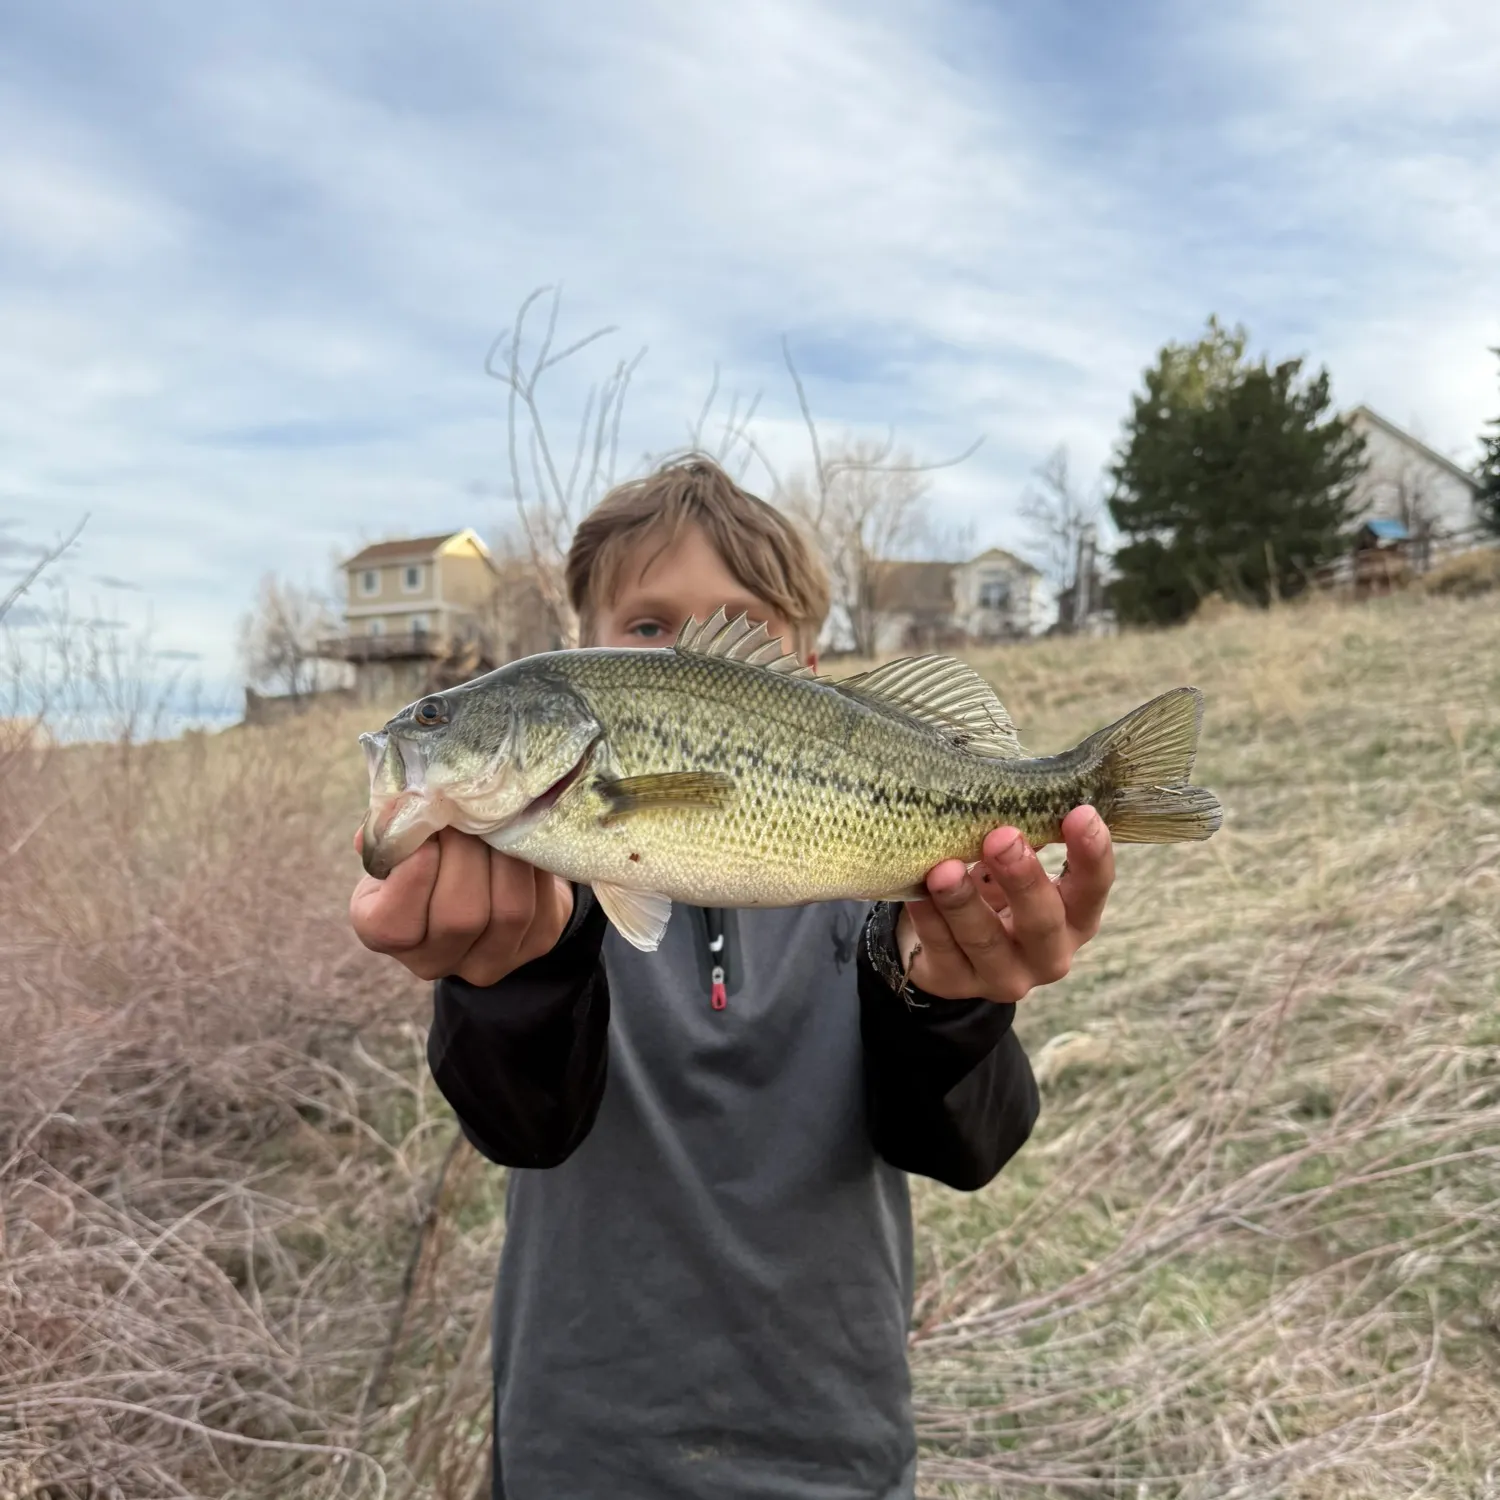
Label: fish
xmin=358 ymin=607 xmax=1222 ymax=952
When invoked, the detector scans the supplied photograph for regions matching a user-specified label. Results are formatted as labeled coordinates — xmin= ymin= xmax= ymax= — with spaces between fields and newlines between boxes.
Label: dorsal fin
xmin=831 ymin=655 xmax=1022 ymax=758
xmin=674 ymin=608 xmax=816 ymax=679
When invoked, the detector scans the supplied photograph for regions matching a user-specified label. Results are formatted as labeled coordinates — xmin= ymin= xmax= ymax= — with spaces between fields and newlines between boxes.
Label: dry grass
xmin=1 ymin=589 xmax=1497 ymax=1497
xmin=0 ymin=711 xmax=502 ymax=1497
xmin=1418 ymin=544 xmax=1500 ymax=600
xmin=912 ymin=592 xmax=1500 ymax=1497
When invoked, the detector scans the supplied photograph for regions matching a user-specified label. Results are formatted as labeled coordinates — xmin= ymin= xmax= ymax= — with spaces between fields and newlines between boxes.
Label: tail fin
xmin=1088 ymin=687 xmax=1223 ymax=844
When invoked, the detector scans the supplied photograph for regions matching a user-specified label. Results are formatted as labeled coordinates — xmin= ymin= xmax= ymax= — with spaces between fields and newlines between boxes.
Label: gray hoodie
xmin=429 ymin=890 xmax=1038 ymax=1499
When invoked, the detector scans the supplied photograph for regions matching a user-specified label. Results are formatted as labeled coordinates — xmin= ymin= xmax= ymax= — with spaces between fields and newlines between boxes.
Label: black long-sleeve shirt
xmin=428 ymin=892 xmax=1039 ymax=1500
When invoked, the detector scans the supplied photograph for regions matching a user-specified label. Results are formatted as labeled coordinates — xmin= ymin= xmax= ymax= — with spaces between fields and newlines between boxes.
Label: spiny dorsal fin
xmin=831 ymin=655 xmax=1022 ymax=758
xmin=674 ymin=607 xmax=816 ymax=679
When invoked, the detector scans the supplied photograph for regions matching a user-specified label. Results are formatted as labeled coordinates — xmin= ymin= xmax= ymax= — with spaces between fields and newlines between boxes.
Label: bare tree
xmin=484 ymin=287 xmax=647 ymax=646
xmin=1020 ymin=445 xmax=1101 ymax=631
xmin=784 ymin=437 xmax=934 ymax=658
xmin=769 ymin=341 xmax=984 ymax=657
xmin=478 ymin=302 xmax=983 ymax=657
xmin=238 ymin=574 xmax=340 ymax=701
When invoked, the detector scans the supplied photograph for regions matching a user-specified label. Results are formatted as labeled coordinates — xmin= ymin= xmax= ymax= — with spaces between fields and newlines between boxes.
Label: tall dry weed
xmin=0 ymin=694 xmax=501 ymax=1497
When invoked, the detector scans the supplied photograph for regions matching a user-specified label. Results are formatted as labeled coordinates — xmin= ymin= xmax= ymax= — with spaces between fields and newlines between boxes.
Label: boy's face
xmin=590 ymin=522 xmax=813 ymax=665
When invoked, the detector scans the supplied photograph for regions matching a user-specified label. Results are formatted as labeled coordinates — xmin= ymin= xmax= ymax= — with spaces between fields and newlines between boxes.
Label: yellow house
xmin=321 ymin=529 xmax=563 ymax=703
xmin=341 ymin=528 xmax=497 ymax=647
xmin=318 ymin=530 xmax=497 ymax=702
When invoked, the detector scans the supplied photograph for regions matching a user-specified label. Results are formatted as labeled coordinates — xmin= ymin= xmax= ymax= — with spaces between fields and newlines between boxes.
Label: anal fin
xmin=592 ymin=881 xmax=674 ymax=951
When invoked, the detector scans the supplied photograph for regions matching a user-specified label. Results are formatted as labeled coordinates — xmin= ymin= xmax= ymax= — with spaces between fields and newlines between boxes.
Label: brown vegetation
xmin=2 ymin=589 xmax=1497 ymax=1497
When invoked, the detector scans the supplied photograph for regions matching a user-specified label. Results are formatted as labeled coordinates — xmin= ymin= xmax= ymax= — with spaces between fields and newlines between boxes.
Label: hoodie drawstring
xmin=706 ymin=909 xmax=727 ymax=1011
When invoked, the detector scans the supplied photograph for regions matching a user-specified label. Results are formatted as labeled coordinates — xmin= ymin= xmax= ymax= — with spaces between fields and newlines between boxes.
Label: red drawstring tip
xmin=710 ymin=967 xmax=727 ymax=1010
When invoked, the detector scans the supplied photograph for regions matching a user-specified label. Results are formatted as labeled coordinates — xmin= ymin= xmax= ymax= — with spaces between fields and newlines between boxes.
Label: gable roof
xmin=342 ymin=529 xmax=487 ymax=569
xmin=1349 ymin=406 xmax=1480 ymax=493
xmin=965 ymin=545 xmax=1041 ymax=576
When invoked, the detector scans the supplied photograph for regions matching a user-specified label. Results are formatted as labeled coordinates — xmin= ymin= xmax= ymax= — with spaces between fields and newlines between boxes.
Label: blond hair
xmin=566 ymin=455 xmax=830 ymax=653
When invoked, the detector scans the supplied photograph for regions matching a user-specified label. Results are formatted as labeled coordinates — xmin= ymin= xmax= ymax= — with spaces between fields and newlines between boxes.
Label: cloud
xmin=154 ymin=648 xmax=203 ymax=661
xmin=1 ymin=604 xmax=46 ymax=629
xmin=0 ymin=0 xmax=1496 ymax=696
xmin=93 ymin=573 xmax=142 ymax=590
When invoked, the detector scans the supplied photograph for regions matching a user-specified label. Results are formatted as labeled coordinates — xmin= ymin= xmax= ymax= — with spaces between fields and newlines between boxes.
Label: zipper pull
xmin=708 ymin=923 xmax=727 ymax=1010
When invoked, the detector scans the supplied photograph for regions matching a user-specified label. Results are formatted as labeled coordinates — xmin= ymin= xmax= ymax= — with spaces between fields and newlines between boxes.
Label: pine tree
xmin=1107 ymin=318 xmax=1366 ymax=626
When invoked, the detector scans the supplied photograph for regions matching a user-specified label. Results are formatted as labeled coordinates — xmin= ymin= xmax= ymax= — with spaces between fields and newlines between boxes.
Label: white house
xmin=950 ymin=548 xmax=1047 ymax=639
xmin=818 ymin=548 xmax=1044 ymax=656
xmin=1347 ymin=406 xmax=1482 ymax=542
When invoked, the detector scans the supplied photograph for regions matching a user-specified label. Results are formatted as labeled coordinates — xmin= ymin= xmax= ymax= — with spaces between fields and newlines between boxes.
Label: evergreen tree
xmin=1107 ymin=318 xmax=1366 ymax=626
xmin=1476 ymin=348 xmax=1500 ymax=538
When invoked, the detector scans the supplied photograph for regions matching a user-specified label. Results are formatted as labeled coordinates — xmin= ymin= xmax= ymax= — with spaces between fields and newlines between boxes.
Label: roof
xmin=1360 ymin=517 xmax=1410 ymax=542
xmin=964 ymin=546 xmax=1042 ymax=576
xmin=872 ymin=560 xmax=954 ymax=613
xmin=342 ymin=530 xmax=486 ymax=569
xmin=1349 ymin=406 xmax=1480 ymax=493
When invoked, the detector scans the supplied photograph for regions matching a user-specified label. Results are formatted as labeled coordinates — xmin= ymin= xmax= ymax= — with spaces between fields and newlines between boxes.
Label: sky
xmin=2 ymin=0 xmax=1497 ymax=712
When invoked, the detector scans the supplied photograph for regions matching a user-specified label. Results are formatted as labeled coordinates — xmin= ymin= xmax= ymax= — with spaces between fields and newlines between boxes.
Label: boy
xmin=350 ymin=457 xmax=1116 ymax=1499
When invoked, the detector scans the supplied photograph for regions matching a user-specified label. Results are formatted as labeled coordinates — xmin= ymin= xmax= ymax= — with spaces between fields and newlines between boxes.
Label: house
xmin=318 ymin=530 xmax=561 ymax=703
xmin=951 ymin=548 xmax=1046 ymax=640
xmin=869 ymin=561 xmax=959 ymax=653
xmin=1347 ymin=406 xmax=1482 ymax=553
xmin=820 ymin=547 xmax=1044 ymax=657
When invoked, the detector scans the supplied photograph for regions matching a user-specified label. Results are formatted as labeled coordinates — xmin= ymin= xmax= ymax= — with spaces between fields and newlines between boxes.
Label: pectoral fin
xmin=592 ymin=881 xmax=674 ymax=951
xmin=596 ymin=771 xmax=736 ymax=820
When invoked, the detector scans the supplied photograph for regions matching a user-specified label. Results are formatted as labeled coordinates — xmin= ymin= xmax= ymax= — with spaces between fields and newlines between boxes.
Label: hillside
xmin=1 ymin=591 xmax=1496 ymax=1498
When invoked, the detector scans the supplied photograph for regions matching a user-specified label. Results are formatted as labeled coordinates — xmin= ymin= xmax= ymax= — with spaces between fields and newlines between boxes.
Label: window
xmin=359 ymin=569 xmax=379 ymax=596
xmin=367 ymin=617 xmax=385 ymax=637
xmin=402 ymin=564 xmax=423 ymax=593
xmin=410 ymin=613 xmax=430 ymax=636
xmin=978 ymin=574 xmax=1010 ymax=610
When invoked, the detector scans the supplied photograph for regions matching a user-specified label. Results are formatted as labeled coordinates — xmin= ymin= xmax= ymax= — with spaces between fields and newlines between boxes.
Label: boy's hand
xmin=349 ymin=826 xmax=573 ymax=985
xmin=896 ymin=806 xmax=1114 ymax=1005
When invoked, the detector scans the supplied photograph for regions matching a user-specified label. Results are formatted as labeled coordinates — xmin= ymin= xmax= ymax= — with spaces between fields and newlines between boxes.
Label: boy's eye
xmin=629 ymin=621 xmax=668 ymax=640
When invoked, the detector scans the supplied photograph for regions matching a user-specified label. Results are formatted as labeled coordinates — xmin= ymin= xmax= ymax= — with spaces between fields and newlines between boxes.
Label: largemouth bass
xmin=358 ymin=608 xmax=1222 ymax=951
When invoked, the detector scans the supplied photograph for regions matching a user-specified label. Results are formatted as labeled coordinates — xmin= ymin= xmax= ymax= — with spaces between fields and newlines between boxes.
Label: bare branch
xmin=482 ymin=290 xmax=646 ymax=645
xmin=782 ymin=338 xmax=829 ymax=529
xmin=691 ymin=364 xmax=722 ymax=452
xmin=1019 ymin=444 xmax=1103 ymax=630
xmin=0 ymin=515 xmax=87 ymax=624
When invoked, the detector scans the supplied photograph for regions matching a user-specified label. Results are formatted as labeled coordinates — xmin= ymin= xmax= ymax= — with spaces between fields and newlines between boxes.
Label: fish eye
xmin=413 ymin=695 xmax=448 ymax=727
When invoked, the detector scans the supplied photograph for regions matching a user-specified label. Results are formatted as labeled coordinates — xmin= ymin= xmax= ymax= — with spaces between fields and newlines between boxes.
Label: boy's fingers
xmin=453 ymin=852 xmax=542 ymax=984
xmin=982 ymin=829 xmax=1069 ymax=981
xmin=903 ymin=894 xmax=969 ymax=974
xmin=424 ymin=829 xmax=498 ymax=956
xmin=349 ymin=837 xmax=441 ymax=954
xmin=1055 ymin=806 xmax=1114 ymax=942
xmin=925 ymin=863 xmax=1013 ymax=964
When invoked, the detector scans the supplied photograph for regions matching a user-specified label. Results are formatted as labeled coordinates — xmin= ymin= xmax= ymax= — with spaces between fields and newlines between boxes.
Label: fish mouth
xmin=360 ymin=789 xmax=450 ymax=880
xmin=359 ymin=741 xmax=594 ymax=880
xmin=475 ymin=741 xmax=596 ymax=856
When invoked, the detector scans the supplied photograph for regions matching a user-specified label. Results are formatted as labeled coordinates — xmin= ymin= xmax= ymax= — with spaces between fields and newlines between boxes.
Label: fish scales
xmin=509 ymin=648 xmax=1088 ymax=908
xmin=357 ymin=607 xmax=1223 ymax=951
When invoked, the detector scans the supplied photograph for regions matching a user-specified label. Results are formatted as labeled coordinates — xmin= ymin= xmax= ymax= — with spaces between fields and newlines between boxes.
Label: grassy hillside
xmin=1 ymin=591 xmax=1496 ymax=1498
